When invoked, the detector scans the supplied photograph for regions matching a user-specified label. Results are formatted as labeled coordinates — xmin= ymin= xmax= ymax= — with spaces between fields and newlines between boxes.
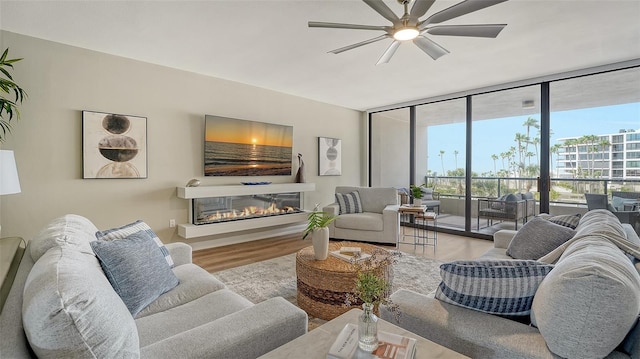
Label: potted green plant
xmin=410 ymin=184 xmax=425 ymax=207
xmin=302 ymin=204 xmax=337 ymax=260
xmin=0 ymin=48 xmax=27 ymax=142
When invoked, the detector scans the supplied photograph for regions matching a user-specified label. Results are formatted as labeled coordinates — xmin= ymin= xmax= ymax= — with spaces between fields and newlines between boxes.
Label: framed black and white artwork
xmin=318 ymin=137 xmax=341 ymax=176
xmin=82 ymin=110 xmax=148 ymax=179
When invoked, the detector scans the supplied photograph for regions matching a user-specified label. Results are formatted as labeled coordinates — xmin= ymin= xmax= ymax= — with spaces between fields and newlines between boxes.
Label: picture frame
xmin=318 ymin=137 xmax=342 ymax=176
xmin=82 ymin=110 xmax=148 ymax=179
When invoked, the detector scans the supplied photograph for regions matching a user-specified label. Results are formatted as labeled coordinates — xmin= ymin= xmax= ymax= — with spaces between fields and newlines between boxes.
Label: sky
xmin=205 ymin=115 xmax=293 ymax=147
xmin=427 ymin=102 xmax=640 ymax=175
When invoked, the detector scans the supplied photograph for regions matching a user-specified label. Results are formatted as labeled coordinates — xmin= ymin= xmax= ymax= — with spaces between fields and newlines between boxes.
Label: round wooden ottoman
xmin=295 ymin=241 xmax=391 ymax=321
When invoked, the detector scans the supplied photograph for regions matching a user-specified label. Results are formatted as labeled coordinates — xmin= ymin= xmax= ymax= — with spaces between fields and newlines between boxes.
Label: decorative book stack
xmin=327 ymin=323 xmax=416 ymax=359
xmin=330 ymin=247 xmax=371 ymax=263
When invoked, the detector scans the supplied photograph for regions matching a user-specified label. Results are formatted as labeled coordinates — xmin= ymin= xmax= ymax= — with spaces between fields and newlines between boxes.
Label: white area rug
xmin=212 ymin=252 xmax=443 ymax=307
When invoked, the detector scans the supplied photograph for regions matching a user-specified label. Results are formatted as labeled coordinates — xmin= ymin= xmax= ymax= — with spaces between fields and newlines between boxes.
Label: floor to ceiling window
xmin=550 ymin=67 xmax=640 ymax=210
xmin=369 ymin=64 xmax=640 ymax=239
xmin=471 ymin=85 xmax=541 ymax=234
xmin=416 ymin=99 xmax=466 ymax=230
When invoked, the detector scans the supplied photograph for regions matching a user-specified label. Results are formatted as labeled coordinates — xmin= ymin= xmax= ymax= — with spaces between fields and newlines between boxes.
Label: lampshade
xmin=0 ymin=150 xmax=21 ymax=195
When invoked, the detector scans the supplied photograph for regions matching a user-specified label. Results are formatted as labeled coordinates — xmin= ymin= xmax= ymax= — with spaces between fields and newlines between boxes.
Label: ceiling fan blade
xmin=425 ymin=24 xmax=507 ymax=38
xmin=362 ymin=0 xmax=400 ymax=25
xmin=409 ymin=0 xmax=436 ymax=21
xmin=421 ymin=0 xmax=508 ymax=26
xmin=413 ymin=36 xmax=449 ymax=60
xmin=308 ymin=21 xmax=388 ymax=31
xmin=329 ymin=34 xmax=390 ymax=54
xmin=376 ymin=41 xmax=401 ymax=65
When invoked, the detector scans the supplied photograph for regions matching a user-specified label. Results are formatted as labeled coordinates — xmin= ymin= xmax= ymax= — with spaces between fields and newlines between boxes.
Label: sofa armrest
xmin=493 ymin=230 xmax=517 ymax=249
xmin=165 ymin=242 xmax=192 ymax=266
xmin=381 ymin=289 xmax=553 ymax=359
xmin=140 ymin=297 xmax=307 ymax=359
xmin=322 ymin=203 xmax=339 ymax=216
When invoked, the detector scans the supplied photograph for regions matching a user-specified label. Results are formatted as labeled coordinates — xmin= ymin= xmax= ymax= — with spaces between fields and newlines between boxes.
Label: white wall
xmin=0 ymin=31 xmax=364 ymax=248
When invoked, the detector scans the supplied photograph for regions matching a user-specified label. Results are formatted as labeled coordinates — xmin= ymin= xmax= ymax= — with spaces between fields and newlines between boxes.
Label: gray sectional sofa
xmin=0 ymin=214 xmax=307 ymax=358
xmin=382 ymin=209 xmax=640 ymax=359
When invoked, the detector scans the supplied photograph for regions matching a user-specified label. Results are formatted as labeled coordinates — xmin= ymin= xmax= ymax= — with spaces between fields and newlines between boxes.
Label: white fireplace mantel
xmin=176 ymin=183 xmax=316 ymax=239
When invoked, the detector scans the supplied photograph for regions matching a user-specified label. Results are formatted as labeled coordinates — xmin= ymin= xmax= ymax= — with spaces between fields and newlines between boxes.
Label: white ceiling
xmin=1 ymin=0 xmax=639 ymax=111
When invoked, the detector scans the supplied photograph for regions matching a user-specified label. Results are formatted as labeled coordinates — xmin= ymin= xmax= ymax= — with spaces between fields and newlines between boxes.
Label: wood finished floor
xmin=193 ymin=230 xmax=493 ymax=272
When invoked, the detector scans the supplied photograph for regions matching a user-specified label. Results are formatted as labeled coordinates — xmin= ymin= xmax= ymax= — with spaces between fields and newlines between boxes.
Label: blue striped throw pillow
xmin=336 ymin=191 xmax=363 ymax=214
xmin=96 ymin=220 xmax=174 ymax=267
xmin=435 ymin=260 xmax=554 ymax=316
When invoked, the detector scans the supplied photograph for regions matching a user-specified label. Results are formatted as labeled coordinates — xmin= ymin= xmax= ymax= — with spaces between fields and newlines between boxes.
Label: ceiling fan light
xmin=393 ymin=27 xmax=419 ymax=41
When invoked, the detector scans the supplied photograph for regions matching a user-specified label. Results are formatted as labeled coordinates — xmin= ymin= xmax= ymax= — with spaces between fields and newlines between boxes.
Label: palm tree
xmin=453 ymin=150 xmax=459 ymax=170
xmin=439 ymin=150 xmax=445 ymax=176
xmin=550 ymin=144 xmax=562 ymax=177
xmin=491 ymin=154 xmax=498 ymax=175
xmin=522 ymin=117 xmax=540 ymax=155
xmin=514 ymin=133 xmax=528 ymax=176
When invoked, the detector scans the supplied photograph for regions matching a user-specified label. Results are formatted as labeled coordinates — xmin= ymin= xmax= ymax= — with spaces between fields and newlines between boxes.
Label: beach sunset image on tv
xmin=204 ymin=115 xmax=293 ymax=176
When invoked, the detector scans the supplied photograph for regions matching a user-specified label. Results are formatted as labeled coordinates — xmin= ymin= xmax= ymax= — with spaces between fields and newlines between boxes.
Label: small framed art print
xmin=318 ymin=137 xmax=341 ymax=176
xmin=82 ymin=110 xmax=148 ymax=179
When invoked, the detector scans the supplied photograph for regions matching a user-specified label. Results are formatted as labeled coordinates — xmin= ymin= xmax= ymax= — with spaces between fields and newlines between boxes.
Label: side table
xmin=398 ymin=205 xmax=438 ymax=252
xmin=0 ymin=237 xmax=25 ymax=312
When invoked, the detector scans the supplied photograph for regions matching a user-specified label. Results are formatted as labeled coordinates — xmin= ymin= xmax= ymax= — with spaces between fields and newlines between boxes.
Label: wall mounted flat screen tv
xmin=204 ymin=115 xmax=293 ymax=176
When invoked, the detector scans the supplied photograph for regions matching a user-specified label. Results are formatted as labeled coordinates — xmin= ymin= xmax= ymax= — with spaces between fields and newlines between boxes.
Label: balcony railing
xmin=424 ymin=175 xmax=640 ymax=206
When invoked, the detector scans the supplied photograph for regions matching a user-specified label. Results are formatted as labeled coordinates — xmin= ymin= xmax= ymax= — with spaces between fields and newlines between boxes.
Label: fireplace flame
xmin=202 ymin=203 xmax=298 ymax=223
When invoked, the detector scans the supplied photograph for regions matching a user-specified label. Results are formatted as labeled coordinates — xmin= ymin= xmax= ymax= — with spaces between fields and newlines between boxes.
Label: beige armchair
xmin=323 ymin=186 xmax=400 ymax=245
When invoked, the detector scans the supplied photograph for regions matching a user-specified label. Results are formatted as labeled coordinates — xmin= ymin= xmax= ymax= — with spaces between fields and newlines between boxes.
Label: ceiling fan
xmin=309 ymin=0 xmax=508 ymax=65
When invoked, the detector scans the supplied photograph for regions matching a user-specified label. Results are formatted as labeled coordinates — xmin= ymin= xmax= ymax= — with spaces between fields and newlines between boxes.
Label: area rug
xmin=212 ymin=252 xmax=443 ymax=328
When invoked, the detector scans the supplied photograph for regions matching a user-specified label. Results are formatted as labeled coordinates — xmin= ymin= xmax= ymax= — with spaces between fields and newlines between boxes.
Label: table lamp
xmin=0 ymin=150 xmax=21 ymax=236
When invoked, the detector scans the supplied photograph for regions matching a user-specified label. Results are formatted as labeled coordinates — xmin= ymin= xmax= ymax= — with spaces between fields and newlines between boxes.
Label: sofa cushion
xmin=136 ymin=263 xmax=227 ymax=318
xmin=23 ymin=246 xmax=139 ymax=358
xmin=30 ymin=214 xmax=98 ymax=262
xmin=135 ymin=289 xmax=253 ymax=347
xmin=531 ymin=235 xmax=640 ymax=359
xmin=90 ymin=232 xmax=180 ymax=317
xmin=435 ymin=260 xmax=554 ymax=316
xmin=335 ymin=191 xmax=363 ymax=214
xmin=96 ymin=219 xmax=174 ymax=267
xmin=334 ymin=212 xmax=383 ymax=231
xmin=546 ymin=213 xmax=581 ymax=229
xmin=507 ymin=217 xmax=576 ymax=260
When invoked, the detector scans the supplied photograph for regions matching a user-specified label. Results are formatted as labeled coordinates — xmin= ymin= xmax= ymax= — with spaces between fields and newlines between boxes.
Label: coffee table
xmin=258 ymin=308 xmax=469 ymax=358
xmin=296 ymin=242 xmax=390 ymax=321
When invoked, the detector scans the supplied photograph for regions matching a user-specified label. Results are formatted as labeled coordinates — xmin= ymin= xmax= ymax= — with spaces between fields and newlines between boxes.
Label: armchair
xmin=323 ymin=186 xmax=400 ymax=245
xmin=477 ymin=193 xmax=528 ymax=230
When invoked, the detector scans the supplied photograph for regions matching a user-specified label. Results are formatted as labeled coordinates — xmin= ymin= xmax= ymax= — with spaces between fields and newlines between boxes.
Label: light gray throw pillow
xmin=91 ymin=232 xmax=180 ymax=317
xmin=507 ymin=217 xmax=576 ymax=260
xmin=23 ymin=246 xmax=139 ymax=358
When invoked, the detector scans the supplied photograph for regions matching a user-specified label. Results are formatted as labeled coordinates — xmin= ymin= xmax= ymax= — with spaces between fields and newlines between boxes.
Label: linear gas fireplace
xmin=177 ymin=183 xmax=316 ymax=239
xmin=193 ymin=193 xmax=302 ymax=225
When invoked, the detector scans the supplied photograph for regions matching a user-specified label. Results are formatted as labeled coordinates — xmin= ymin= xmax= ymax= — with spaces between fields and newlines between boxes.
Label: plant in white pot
xmin=302 ymin=204 xmax=337 ymax=260
xmin=410 ymin=184 xmax=425 ymax=207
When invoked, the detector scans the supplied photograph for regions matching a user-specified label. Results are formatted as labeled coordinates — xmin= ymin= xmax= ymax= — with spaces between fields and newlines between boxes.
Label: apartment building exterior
xmin=556 ymin=129 xmax=640 ymax=179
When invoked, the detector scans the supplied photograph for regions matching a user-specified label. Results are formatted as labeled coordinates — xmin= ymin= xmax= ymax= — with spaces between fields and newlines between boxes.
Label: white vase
xmin=311 ymin=227 xmax=329 ymax=260
xmin=412 ymin=198 xmax=422 ymax=207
